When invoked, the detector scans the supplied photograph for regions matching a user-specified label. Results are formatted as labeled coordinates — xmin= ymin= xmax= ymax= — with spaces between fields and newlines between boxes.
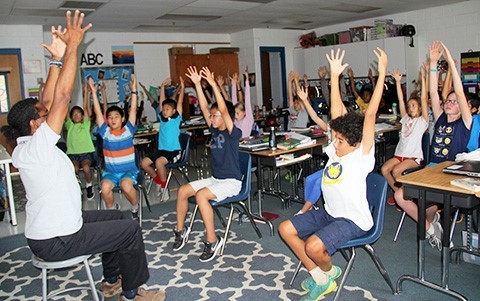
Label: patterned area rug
xmin=0 ymin=212 xmax=380 ymax=301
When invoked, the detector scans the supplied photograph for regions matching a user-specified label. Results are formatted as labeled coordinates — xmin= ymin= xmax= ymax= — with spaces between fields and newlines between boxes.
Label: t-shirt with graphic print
xmin=430 ymin=113 xmax=470 ymax=163
xmin=209 ymin=125 xmax=242 ymax=181
xmin=321 ymin=141 xmax=375 ymax=231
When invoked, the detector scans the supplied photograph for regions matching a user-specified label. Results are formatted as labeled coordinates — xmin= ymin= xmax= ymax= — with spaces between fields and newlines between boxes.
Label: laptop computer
xmin=442 ymin=160 xmax=480 ymax=178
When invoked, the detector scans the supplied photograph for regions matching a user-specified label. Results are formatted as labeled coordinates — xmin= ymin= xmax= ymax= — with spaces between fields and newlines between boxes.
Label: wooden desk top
xmin=397 ymin=161 xmax=477 ymax=196
xmin=375 ymin=122 xmax=401 ymax=135
xmin=242 ymin=136 xmax=328 ymax=157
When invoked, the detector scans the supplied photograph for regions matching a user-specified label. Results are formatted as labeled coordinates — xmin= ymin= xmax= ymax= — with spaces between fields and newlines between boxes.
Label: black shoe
xmin=199 ymin=235 xmax=224 ymax=262
xmin=86 ymin=185 xmax=95 ymax=200
xmin=172 ymin=226 xmax=191 ymax=251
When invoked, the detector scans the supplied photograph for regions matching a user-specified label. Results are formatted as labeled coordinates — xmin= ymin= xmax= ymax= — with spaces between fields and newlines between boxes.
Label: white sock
xmin=86 ymin=182 xmax=93 ymax=187
xmin=325 ymin=266 xmax=336 ymax=277
xmin=131 ymin=204 xmax=139 ymax=212
xmin=426 ymin=223 xmax=434 ymax=236
xmin=309 ymin=267 xmax=328 ymax=285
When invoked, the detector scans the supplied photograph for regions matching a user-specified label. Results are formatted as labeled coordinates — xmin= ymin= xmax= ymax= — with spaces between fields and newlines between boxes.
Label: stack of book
xmin=277 ymin=132 xmax=312 ymax=150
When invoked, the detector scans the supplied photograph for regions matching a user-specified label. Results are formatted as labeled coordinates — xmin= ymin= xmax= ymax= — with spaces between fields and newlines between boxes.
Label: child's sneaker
xmin=301 ymin=265 xmax=341 ymax=291
xmin=100 ymin=277 xmax=122 ymax=297
xmin=432 ymin=211 xmax=441 ymax=224
xmin=86 ymin=185 xmax=95 ymax=200
xmin=131 ymin=210 xmax=139 ymax=221
xmin=387 ymin=195 xmax=395 ymax=205
xmin=172 ymin=226 xmax=191 ymax=251
xmin=119 ymin=288 xmax=165 ymax=301
xmin=300 ymin=277 xmax=337 ymax=301
xmin=160 ymin=188 xmax=170 ymax=202
xmin=199 ymin=235 xmax=224 ymax=262
xmin=428 ymin=221 xmax=443 ymax=250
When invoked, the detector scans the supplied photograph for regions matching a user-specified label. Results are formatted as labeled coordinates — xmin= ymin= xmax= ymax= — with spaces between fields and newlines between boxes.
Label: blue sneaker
xmin=301 ymin=266 xmax=342 ymax=291
xmin=300 ymin=277 xmax=337 ymax=301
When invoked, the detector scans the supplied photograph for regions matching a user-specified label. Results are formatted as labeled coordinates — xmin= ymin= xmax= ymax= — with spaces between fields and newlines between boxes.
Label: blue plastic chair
xmin=290 ymin=172 xmax=395 ymax=301
xmin=147 ymin=132 xmax=191 ymax=200
xmin=188 ymin=152 xmax=262 ymax=255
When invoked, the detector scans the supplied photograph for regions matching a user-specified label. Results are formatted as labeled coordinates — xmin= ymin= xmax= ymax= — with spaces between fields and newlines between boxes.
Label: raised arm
xmin=139 ymin=82 xmax=157 ymax=105
xmin=362 ymin=48 xmax=388 ymax=154
xmin=159 ymin=77 xmax=170 ymax=106
xmin=420 ymin=64 xmax=429 ymax=122
xmin=243 ymin=68 xmax=254 ymax=123
xmin=230 ymin=73 xmax=238 ymax=105
xmin=216 ymin=74 xmax=230 ymax=101
xmin=287 ymin=71 xmax=295 ymax=107
xmin=327 ymin=49 xmax=349 ymax=120
xmin=429 ymin=41 xmax=444 ymax=121
xmin=237 ymin=71 xmax=244 ymax=104
xmin=297 ymin=86 xmax=328 ymax=131
xmin=201 ymin=67 xmax=234 ymax=132
xmin=176 ymin=76 xmax=184 ymax=115
xmin=47 ymin=10 xmax=91 ymax=135
xmin=441 ymin=60 xmax=454 ymax=101
xmin=128 ymin=74 xmax=138 ymax=126
xmin=441 ymin=41 xmax=472 ymax=129
xmin=40 ymin=25 xmax=67 ymax=111
xmin=347 ymin=68 xmax=360 ymax=99
xmin=391 ymin=70 xmax=406 ymax=117
xmin=318 ymin=66 xmax=330 ymax=103
xmin=186 ymin=66 xmax=211 ymax=127
xmin=83 ymin=81 xmax=91 ymax=121
xmin=89 ymin=77 xmax=104 ymax=128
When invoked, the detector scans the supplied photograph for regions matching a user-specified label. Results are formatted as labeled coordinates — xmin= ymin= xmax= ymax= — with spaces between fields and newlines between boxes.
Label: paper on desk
xmin=375 ymin=123 xmax=395 ymax=132
xmin=456 ymin=149 xmax=480 ymax=161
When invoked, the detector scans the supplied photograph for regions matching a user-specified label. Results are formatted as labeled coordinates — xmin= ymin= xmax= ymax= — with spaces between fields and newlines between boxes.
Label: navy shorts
xmin=147 ymin=150 xmax=181 ymax=164
xmin=290 ymin=209 xmax=367 ymax=256
xmin=69 ymin=152 xmax=95 ymax=165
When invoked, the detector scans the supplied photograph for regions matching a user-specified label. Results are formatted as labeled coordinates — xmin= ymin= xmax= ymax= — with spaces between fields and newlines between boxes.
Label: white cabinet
xmin=294 ymin=37 xmax=419 ymax=95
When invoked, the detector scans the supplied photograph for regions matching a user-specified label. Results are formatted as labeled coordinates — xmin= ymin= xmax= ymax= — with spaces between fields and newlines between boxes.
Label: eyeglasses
xmin=209 ymin=114 xmax=222 ymax=120
xmin=443 ymin=99 xmax=457 ymax=105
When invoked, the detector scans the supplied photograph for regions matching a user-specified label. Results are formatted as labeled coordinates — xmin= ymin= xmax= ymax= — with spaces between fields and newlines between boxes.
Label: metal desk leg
xmin=4 ymin=162 xmax=16 ymax=226
xmin=252 ymin=155 xmax=273 ymax=236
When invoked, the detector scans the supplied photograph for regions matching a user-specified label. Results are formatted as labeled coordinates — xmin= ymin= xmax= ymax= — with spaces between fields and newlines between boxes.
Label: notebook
xmin=442 ymin=160 xmax=480 ymax=178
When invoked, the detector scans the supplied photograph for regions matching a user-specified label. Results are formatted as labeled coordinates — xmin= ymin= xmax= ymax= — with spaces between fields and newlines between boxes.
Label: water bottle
xmin=392 ymin=102 xmax=398 ymax=116
xmin=268 ymin=126 xmax=277 ymax=151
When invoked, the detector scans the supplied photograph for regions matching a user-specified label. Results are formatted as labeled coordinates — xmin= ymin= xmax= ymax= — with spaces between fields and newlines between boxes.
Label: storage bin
xmin=349 ymin=26 xmax=371 ymax=42
xmin=320 ymin=33 xmax=338 ymax=46
xmin=338 ymin=31 xmax=352 ymax=44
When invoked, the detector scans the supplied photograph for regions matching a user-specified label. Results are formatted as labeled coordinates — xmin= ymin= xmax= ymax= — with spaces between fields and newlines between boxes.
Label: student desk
xmin=396 ymin=161 xmax=480 ymax=301
xmin=0 ymin=146 xmax=16 ymax=226
xmin=241 ymin=137 xmax=329 ymax=234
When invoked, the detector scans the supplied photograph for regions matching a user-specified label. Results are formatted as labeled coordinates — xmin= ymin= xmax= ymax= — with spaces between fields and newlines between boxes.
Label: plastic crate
xmin=462 ymin=231 xmax=480 ymax=265
xmin=338 ymin=31 xmax=351 ymax=44
xmin=320 ymin=33 xmax=338 ymax=46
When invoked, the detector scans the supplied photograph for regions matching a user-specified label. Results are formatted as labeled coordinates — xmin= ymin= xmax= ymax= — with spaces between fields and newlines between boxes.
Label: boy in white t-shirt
xmin=279 ymin=47 xmax=388 ymax=300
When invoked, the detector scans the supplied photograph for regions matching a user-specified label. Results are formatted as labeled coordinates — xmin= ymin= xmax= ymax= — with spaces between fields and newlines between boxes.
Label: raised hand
xmin=317 ymin=66 xmax=327 ymax=80
xmin=294 ymin=71 xmax=300 ymax=83
xmin=216 ymin=75 xmax=225 ymax=87
xmin=347 ymin=67 xmax=354 ymax=78
xmin=200 ymin=67 xmax=216 ymax=86
xmin=390 ymin=69 xmax=402 ymax=82
xmin=244 ymin=66 xmax=249 ymax=78
xmin=368 ymin=67 xmax=373 ymax=78
xmin=185 ymin=66 xmax=201 ymax=85
xmin=439 ymin=41 xmax=455 ymax=65
xmin=326 ymin=48 xmax=349 ymax=77
xmin=303 ymin=74 xmax=309 ymax=86
xmin=161 ymin=77 xmax=171 ymax=86
xmin=130 ymin=74 xmax=137 ymax=91
xmin=288 ymin=71 xmax=294 ymax=82
xmin=54 ymin=10 xmax=92 ymax=47
xmin=41 ymin=26 xmax=66 ymax=60
xmin=88 ymin=77 xmax=97 ymax=93
xmin=373 ymin=47 xmax=388 ymax=74
xmin=296 ymin=86 xmax=309 ymax=102
xmin=429 ymin=41 xmax=444 ymax=62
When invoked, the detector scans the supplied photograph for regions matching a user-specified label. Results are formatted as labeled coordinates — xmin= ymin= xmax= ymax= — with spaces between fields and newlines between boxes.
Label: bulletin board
xmin=80 ymin=64 xmax=134 ymax=104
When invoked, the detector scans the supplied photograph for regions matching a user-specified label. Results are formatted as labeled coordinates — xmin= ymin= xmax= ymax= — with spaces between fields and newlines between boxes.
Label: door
xmin=0 ymin=49 xmax=24 ymax=127
xmin=260 ymin=47 xmax=286 ymax=110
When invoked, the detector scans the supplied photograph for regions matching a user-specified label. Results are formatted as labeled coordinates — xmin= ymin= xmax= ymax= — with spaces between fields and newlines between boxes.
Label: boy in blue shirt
xmin=141 ymin=76 xmax=184 ymax=201
xmin=174 ymin=66 xmax=242 ymax=262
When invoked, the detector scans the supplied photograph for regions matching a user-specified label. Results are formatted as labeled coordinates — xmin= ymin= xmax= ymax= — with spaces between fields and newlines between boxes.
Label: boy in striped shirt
xmin=91 ymin=74 xmax=140 ymax=220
